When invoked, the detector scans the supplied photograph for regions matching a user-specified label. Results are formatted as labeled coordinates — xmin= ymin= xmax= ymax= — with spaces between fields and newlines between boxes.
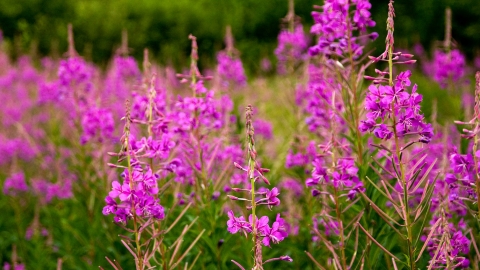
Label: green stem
xmin=246 ymin=106 xmax=262 ymax=269
xmin=334 ymin=187 xmax=348 ymax=270
xmin=388 ymin=45 xmax=415 ymax=270
xmin=125 ymin=113 xmax=143 ymax=270
xmin=249 ymin=135 xmax=259 ymax=268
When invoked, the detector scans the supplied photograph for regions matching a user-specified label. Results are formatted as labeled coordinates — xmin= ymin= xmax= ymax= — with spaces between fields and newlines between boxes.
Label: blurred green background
xmin=0 ymin=0 xmax=479 ymax=71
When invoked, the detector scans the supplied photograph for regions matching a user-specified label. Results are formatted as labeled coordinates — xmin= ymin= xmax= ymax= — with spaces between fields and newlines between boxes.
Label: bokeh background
xmin=0 ymin=0 xmax=479 ymax=72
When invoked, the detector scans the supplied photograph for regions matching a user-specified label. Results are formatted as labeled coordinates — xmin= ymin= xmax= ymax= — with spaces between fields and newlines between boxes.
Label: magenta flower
xmin=362 ymin=71 xmax=433 ymax=143
xmin=449 ymin=153 xmax=473 ymax=175
xmin=216 ymin=51 xmax=247 ymax=88
xmin=227 ymin=210 xmax=252 ymax=235
xmin=279 ymin=178 xmax=303 ymax=197
xmin=309 ymin=158 xmax=329 ymax=185
xmin=80 ymin=107 xmax=114 ymax=144
xmin=264 ymin=187 xmax=280 ymax=208
xmin=263 ymin=220 xmax=287 ymax=247
xmin=275 ymin=24 xmax=308 ymax=74
xmin=308 ymin=157 xmax=363 ymax=199
xmin=309 ymin=0 xmax=376 ymax=58
xmin=108 ymin=181 xmax=122 ymax=199
xmin=373 ymin=124 xmax=393 ymax=140
xmin=135 ymin=196 xmax=164 ymax=219
xmin=105 ymin=165 xmax=165 ymax=221
xmin=58 ymin=56 xmax=93 ymax=94
xmin=431 ymin=49 xmax=466 ymax=88
xmin=102 ymin=196 xmax=117 ymax=215
xmin=3 ymin=172 xmax=28 ymax=196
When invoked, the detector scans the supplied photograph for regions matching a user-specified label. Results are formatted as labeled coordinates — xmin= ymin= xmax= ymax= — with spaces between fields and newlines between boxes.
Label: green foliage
xmin=1 ymin=0 xmax=479 ymax=72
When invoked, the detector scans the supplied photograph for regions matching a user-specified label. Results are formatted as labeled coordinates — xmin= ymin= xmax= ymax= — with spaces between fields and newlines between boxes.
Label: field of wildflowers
xmin=1 ymin=0 xmax=480 ymax=269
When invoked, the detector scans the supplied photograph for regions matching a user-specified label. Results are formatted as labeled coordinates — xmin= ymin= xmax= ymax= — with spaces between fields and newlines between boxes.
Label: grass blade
xmin=305 ymin=251 xmax=326 ymax=270
xmin=415 ymin=217 xmax=442 ymax=262
xmin=357 ymin=223 xmax=400 ymax=262
xmin=166 ymin=202 xmax=192 ymax=234
xmin=170 ymin=229 xmax=205 ymax=269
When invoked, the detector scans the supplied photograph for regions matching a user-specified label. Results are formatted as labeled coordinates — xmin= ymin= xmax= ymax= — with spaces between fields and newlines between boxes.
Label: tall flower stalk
xmin=216 ymin=26 xmax=247 ymax=90
xmin=246 ymin=105 xmax=265 ymax=268
xmin=296 ymin=0 xmax=376 ymax=267
xmin=274 ymin=0 xmax=308 ymax=75
xmin=454 ymin=71 xmax=480 ymax=217
xmin=359 ymin=1 xmax=436 ymax=269
xmin=427 ymin=8 xmax=467 ymax=90
xmin=227 ymin=105 xmax=291 ymax=270
xmin=307 ymin=0 xmax=378 ymax=163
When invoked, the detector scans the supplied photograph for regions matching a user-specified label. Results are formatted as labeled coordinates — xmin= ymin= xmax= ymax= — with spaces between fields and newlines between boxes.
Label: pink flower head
xmin=227 ymin=210 xmax=252 ymax=236
xmin=265 ymin=187 xmax=280 ymax=208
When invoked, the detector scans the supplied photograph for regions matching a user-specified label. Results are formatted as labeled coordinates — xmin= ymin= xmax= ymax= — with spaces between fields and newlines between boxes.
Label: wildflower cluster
xmin=274 ymin=0 xmax=308 ymax=74
xmin=309 ymin=0 xmax=377 ymax=58
xmin=216 ymin=27 xmax=247 ymax=89
xmin=421 ymin=212 xmax=470 ymax=268
xmin=274 ymin=24 xmax=308 ymax=74
xmin=361 ymin=70 xmax=433 ymax=143
xmin=432 ymin=49 xmax=466 ymax=89
xmin=103 ymin=149 xmax=167 ymax=222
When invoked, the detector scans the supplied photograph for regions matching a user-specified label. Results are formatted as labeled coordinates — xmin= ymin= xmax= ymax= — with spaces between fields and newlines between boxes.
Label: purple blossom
xmin=135 ymin=196 xmax=165 ymax=219
xmin=31 ymin=179 xmax=59 ymax=203
xmin=449 ymin=153 xmax=473 ymax=176
xmin=281 ymin=256 xmax=293 ymax=262
xmin=308 ymin=157 xmax=362 ymax=200
xmin=285 ymin=151 xmax=309 ymax=168
xmin=216 ymin=51 xmax=247 ymax=88
xmin=313 ymin=218 xmax=339 ymax=237
xmin=58 ymin=56 xmax=93 ymax=97
xmin=264 ymin=187 xmax=280 ymax=208
xmin=130 ymin=90 xmax=167 ymax=122
xmin=227 ymin=210 xmax=252 ymax=235
xmin=104 ymin=166 xmax=165 ymax=221
xmin=361 ymin=71 xmax=433 ymax=143
xmin=3 ymin=263 xmax=25 ymax=270
xmin=0 ymin=138 xmax=37 ymax=165
xmin=135 ymin=134 xmax=175 ymax=160
xmin=373 ymin=124 xmax=393 ymax=140
xmin=80 ymin=107 xmax=114 ymax=144
xmin=102 ymin=196 xmax=117 ymax=215
xmin=171 ymin=87 xmax=224 ymax=132
xmin=424 ymin=218 xmax=471 ymax=268
xmin=262 ymin=214 xmax=289 ymax=247
xmin=302 ymin=64 xmax=346 ymax=134
xmin=309 ymin=158 xmax=329 ymax=186
xmin=102 ymin=55 xmax=141 ymax=117
xmin=431 ymin=49 xmax=466 ymax=89
xmin=3 ymin=173 xmax=28 ymax=196
xmin=275 ymin=24 xmax=308 ymax=74
xmin=353 ymin=0 xmax=376 ymax=30
xmin=309 ymin=0 xmax=376 ymax=58
xmin=38 ymin=81 xmax=61 ymax=104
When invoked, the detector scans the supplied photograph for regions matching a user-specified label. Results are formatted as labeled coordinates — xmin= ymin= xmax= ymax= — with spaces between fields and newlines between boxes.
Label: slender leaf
xmin=357 ymin=223 xmax=401 ymax=262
